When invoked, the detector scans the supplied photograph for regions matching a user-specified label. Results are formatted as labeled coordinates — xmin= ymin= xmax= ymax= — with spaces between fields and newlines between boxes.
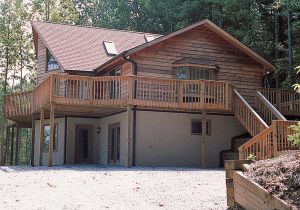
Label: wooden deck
xmin=3 ymin=74 xmax=234 ymax=124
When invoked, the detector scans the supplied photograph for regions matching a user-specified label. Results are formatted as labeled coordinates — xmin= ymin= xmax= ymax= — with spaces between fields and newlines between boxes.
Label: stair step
xmin=233 ymin=137 xmax=251 ymax=152
xmin=220 ymin=152 xmax=239 ymax=167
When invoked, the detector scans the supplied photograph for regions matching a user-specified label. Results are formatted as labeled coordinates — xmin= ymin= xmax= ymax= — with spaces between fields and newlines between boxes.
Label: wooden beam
xmin=31 ymin=115 xmax=35 ymax=166
xmin=0 ymin=112 xmax=5 ymax=165
xmin=15 ymin=125 xmax=19 ymax=165
xmin=39 ymin=109 xmax=45 ymax=166
xmin=48 ymin=105 xmax=55 ymax=167
xmin=126 ymin=105 xmax=132 ymax=167
xmin=10 ymin=126 xmax=15 ymax=165
xmin=4 ymin=126 xmax=10 ymax=165
xmin=201 ymin=110 xmax=207 ymax=168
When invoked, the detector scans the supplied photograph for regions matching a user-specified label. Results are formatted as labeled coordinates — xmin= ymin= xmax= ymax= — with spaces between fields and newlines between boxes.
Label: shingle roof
xmin=32 ymin=21 xmax=162 ymax=72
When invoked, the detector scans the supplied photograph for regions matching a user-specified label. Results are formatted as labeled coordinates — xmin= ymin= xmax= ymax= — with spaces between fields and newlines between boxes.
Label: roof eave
xmin=94 ymin=51 xmax=127 ymax=73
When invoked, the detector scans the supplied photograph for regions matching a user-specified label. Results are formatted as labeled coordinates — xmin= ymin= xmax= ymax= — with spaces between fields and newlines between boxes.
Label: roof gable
xmin=124 ymin=19 xmax=275 ymax=70
xmin=32 ymin=21 xmax=162 ymax=72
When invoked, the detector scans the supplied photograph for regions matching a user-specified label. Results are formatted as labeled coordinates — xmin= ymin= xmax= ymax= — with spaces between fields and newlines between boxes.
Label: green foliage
xmin=288 ymin=121 xmax=300 ymax=148
xmin=247 ymin=153 xmax=256 ymax=161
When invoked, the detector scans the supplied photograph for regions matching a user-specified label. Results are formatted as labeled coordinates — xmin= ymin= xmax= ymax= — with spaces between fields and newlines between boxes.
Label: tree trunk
xmin=287 ymin=1 xmax=293 ymax=80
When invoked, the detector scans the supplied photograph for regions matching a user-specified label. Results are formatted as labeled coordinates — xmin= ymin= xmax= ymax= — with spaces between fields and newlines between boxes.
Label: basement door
xmin=75 ymin=125 xmax=93 ymax=164
xmin=108 ymin=123 xmax=120 ymax=165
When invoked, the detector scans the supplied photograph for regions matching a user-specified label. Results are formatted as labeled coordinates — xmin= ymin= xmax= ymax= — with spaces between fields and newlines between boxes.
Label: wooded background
xmin=0 ymin=0 xmax=299 ymax=164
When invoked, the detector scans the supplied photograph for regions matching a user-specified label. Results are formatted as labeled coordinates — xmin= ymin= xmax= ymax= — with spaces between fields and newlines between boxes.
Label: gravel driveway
xmin=0 ymin=166 xmax=227 ymax=210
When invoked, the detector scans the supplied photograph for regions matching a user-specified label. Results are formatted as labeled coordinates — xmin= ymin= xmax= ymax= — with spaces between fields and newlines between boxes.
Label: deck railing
xmin=234 ymin=89 xmax=268 ymax=137
xmin=255 ymin=91 xmax=286 ymax=125
xmin=4 ymin=74 xmax=234 ymax=118
xmin=33 ymin=76 xmax=52 ymax=110
xmin=257 ymin=87 xmax=300 ymax=116
xmin=3 ymin=91 xmax=33 ymax=117
xmin=239 ymin=120 xmax=298 ymax=160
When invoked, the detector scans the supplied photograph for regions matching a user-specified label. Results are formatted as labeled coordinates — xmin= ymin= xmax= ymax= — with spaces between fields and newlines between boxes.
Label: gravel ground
xmin=0 ymin=166 xmax=227 ymax=210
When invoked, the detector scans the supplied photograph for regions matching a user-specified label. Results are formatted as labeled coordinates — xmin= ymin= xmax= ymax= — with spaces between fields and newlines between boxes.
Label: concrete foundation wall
xmin=135 ymin=111 xmax=246 ymax=168
xmin=33 ymin=110 xmax=246 ymax=168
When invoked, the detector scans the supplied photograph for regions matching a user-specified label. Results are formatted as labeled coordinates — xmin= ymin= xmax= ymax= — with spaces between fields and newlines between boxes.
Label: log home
xmin=1 ymin=19 xmax=299 ymax=167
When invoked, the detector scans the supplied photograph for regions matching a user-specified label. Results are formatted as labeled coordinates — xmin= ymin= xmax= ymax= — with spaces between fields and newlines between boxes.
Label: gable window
xmin=46 ymin=49 xmax=59 ymax=71
xmin=191 ymin=119 xmax=211 ymax=136
xmin=176 ymin=66 xmax=217 ymax=80
xmin=43 ymin=124 xmax=58 ymax=152
xmin=109 ymin=67 xmax=121 ymax=76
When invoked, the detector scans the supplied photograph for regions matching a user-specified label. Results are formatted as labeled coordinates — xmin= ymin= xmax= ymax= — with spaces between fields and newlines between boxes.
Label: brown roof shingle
xmin=32 ymin=21 xmax=162 ymax=72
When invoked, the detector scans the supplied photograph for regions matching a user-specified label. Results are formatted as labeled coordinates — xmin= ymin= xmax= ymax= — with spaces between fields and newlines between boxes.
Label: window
xmin=43 ymin=124 xmax=58 ymax=152
xmin=109 ymin=67 xmax=121 ymax=76
xmin=103 ymin=41 xmax=118 ymax=55
xmin=46 ymin=49 xmax=59 ymax=71
xmin=177 ymin=66 xmax=217 ymax=80
xmin=191 ymin=119 xmax=211 ymax=136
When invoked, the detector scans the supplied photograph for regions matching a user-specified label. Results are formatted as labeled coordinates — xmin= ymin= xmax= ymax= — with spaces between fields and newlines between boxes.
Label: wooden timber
xmin=234 ymin=89 xmax=268 ymax=137
xmin=255 ymin=91 xmax=286 ymax=125
xmin=48 ymin=105 xmax=55 ymax=167
xmin=3 ymin=74 xmax=234 ymax=123
xmin=225 ymin=160 xmax=295 ymax=210
xmin=239 ymin=120 xmax=298 ymax=160
xmin=15 ymin=126 xmax=19 ymax=165
xmin=132 ymin=25 xmax=266 ymax=106
xmin=201 ymin=110 xmax=207 ymax=168
xmin=258 ymin=87 xmax=300 ymax=116
xmin=39 ymin=109 xmax=45 ymax=166
xmin=10 ymin=126 xmax=15 ymax=165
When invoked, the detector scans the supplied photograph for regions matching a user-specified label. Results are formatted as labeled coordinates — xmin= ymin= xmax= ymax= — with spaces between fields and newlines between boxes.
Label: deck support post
xmin=31 ymin=115 xmax=36 ymax=166
xmin=15 ymin=125 xmax=19 ymax=165
xmin=272 ymin=121 xmax=278 ymax=157
xmin=201 ymin=110 xmax=207 ymax=168
xmin=39 ymin=109 xmax=45 ymax=166
xmin=126 ymin=105 xmax=133 ymax=167
xmin=48 ymin=105 xmax=55 ymax=167
xmin=0 ymin=112 xmax=5 ymax=165
xmin=4 ymin=126 xmax=10 ymax=165
xmin=10 ymin=125 xmax=15 ymax=165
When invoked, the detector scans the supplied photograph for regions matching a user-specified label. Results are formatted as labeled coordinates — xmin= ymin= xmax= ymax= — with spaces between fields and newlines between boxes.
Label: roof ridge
xmin=31 ymin=20 xmax=162 ymax=36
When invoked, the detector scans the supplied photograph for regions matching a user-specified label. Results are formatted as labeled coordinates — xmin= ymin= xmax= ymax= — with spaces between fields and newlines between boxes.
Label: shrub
xmin=288 ymin=121 xmax=300 ymax=149
xmin=247 ymin=153 xmax=256 ymax=161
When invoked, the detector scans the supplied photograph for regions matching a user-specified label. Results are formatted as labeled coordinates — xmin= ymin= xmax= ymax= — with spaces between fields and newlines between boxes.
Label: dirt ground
xmin=0 ymin=166 xmax=227 ymax=210
xmin=244 ymin=151 xmax=300 ymax=208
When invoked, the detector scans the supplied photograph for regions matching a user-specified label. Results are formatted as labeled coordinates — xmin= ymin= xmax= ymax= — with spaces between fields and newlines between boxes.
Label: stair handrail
xmin=238 ymin=125 xmax=274 ymax=160
xmin=239 ymin=120 xmax=298 ymax=160
xmin=256 ymin=91 xmax=286 ymax=123
xmin=234 ymin=89 xmax=268 ymax=136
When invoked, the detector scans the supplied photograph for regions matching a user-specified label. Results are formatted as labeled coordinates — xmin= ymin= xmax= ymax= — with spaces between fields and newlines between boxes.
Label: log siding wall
xmin=131 ymin=26 xmax=264 ymax=105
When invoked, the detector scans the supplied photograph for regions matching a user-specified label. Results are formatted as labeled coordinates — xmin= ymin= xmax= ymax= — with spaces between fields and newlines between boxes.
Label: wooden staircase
xmin=220 ymin=133 xmax=251 ymax=166
xmin=221 ymin=88 xmax=298 ymax=164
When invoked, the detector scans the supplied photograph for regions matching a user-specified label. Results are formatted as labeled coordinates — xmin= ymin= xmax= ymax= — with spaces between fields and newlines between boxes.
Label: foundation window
xmin=43 ymin=124 xmax=58 ymax=152
xmin=191 ymin=119 xmax=211 ymax=136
